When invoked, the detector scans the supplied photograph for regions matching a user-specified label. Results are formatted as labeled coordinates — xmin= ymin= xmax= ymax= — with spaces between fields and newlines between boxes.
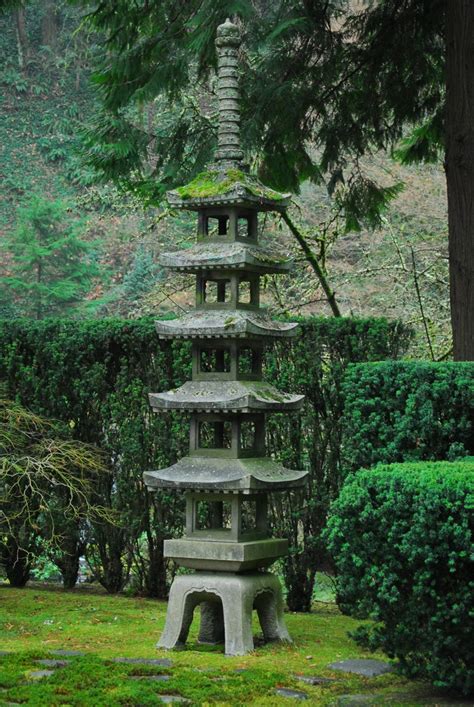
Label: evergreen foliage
xmin=78 ymin=0 xmax=444 ymax=227
xmin=0 ymin=195 xmax=103 ymax=319
xmin=0 ymin=315 xmax=411 ymax=600
xmin=325 ymin=460 xmax=474 ymax=695
xmin=342 ymin=361 xmax=474 ymax=472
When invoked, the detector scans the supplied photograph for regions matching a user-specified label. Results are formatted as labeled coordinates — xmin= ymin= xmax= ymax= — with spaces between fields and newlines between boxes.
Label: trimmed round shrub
xmin=325 ymin=461 xmax=474 ymax=695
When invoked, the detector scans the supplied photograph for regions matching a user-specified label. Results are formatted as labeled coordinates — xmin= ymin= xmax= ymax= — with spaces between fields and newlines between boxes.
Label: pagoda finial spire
xmin=215 ymin=17 xmax=244 ymax=165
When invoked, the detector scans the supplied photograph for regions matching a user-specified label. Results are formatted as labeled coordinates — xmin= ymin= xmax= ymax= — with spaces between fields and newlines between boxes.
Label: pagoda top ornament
xmin=167 ymin=18 xmax=291 ymax=213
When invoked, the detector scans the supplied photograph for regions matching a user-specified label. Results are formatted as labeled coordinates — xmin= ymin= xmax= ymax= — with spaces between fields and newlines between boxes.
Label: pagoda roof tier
xmin=155 ymin=310 xmax=298 ymax=340
xmin=167 ymin=166 xmax=290 ymax=211
xmin=149 ymin=380 xmax=304 ymax=412
xmin=143 ymin=455 xmax=307 ymax=492
xmin=160 ymin=241 xmax=291 ymax=274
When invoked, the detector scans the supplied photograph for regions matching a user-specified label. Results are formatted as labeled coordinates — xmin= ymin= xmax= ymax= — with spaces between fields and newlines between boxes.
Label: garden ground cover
xmin=1 ymin=584 xmax=470 ymax=706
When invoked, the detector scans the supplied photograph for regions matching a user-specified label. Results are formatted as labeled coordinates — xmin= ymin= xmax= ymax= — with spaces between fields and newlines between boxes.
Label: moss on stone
xmin=174 ymin=167 xmax=286 ymax=202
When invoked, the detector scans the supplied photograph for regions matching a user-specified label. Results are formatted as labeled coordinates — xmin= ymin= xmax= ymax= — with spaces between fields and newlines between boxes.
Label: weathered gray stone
xmin=50 ymin=649 xmax=85 ymax=657
xmin=149 ymin=380 xmax=304 ymax=412
xmin=35 ymin=659 xmax=69 ymax=668
xmin=29 ymin=670 xmax=55 ymax=679
xmin=164 ymin=537 xmax=288 ymax=573
xmin=0 ymin=651 xmax=11 ymax=656
xmin=158 ymin=697 xmax=190 ymax=705
xmin=155 ymin=309 xmax=298 ymax=340
xmin=295 ymin=675 xmax=337 ymax=685
xmin=329 ymin=659 xmax=393 ymax=678
xmin=144 ymin=456 xmax=306 ymax=493
xmin=143 ymin=18 xmax=306 ymax=659
xmin=274 ymin=688 xmax=309 ymax=700
xmin=157 ymin=571 xmax=290 ymax=656
xmin=111 ymin=658 xmax=173 ymax=666
xmin=160 ymin=242 xmax=291 ymax=274
xmin=336 ymin=695 xmax=380 ymax=706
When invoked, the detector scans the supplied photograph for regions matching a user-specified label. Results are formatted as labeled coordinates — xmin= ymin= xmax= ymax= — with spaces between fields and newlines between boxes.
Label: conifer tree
xmin=0 ymin=195 xmax=102 ymax=319
xmin=77 ymin=0 xmax=473 ymax=359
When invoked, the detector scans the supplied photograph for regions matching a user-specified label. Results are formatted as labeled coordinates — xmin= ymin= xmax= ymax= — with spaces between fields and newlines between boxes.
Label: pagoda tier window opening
xmin=199 ymin=347 xmax=231 ymax=373
xmin=202 ymin=278 xmax=231 ymax=304
xmin=238 ymin=276 xmax=259 ymax=306
xmin=236 ymin=212 xmax=257 ymax=240
xmin=198 ymin=420 xmax=233 ymax=450
xmin=207 ymin=215 xmax=229 ymax=237
xmin=238 ymin=346 xmax=262 ymax=376
xmin=196 ymin=499 xmax=232 ymax=530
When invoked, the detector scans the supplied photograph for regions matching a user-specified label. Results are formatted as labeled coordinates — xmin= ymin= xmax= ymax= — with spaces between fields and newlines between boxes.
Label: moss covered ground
xmin=0 ymin=583 xmax=467 ymax=706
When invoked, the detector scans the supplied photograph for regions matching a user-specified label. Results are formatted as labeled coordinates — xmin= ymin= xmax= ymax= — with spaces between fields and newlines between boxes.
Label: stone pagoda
xmin=144 ymin=18 xmax=307 ymax=656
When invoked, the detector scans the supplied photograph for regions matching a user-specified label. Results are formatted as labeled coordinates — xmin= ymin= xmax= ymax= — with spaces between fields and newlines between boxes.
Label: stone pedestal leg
xmin=157 ymin=579 xmax=198 ymax=650
xmin=255 ymin=585 xmax=291 ymax=643
xmin=198 ymin=601 xmax=225 ymax=644
xmin=221 ymin=584 xmax=254 ymax=656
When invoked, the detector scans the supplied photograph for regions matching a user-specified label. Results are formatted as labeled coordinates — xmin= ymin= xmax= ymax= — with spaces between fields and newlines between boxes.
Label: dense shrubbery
xmin=325 ymin=461 xmax=474 ymax=695
xmin=342 ymin=361 xmax=474 ymax=472
xmin=0 ymin=316 xmax=411 ymax=603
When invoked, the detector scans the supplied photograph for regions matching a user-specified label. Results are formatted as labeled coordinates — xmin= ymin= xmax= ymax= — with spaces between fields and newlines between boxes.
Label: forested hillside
xmin=0 ymin=1 xmax=450 ymax=357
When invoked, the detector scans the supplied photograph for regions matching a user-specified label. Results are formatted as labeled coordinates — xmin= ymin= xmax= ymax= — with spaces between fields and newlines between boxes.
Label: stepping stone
xmin=111 ymin=657 xmax=173 ymax=667
xmin=36 ymin=659 xmax=69 ymax=668
xmin=337 ymin=695 xmax=380 ymax=706
xmin=274 ymin=688 xmax=309 ymax=700
xmin=29 ymin=670 xmax=55 ymax=679
xmin=50 ymin=649 xmax=85 ymax=657
xmin=129 ymin=675 xmax=171 ymax=682
xmin=329 ymin=659 xmax=393 ymax=678
xmin=0 ymin=651 xmax=11 ymax=656
xmin=158 ymin=697 xmax=190 ymax=704
xmin=295 ymin=675 xmax=337 ymax=686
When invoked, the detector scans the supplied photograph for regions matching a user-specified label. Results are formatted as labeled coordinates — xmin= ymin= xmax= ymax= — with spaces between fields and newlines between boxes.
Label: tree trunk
xmin=445 ymin=1 xmax=474 ymax=360
xmin=1 ymin=539 xmax=30 ymax=587
xmin=41 ymin=0 xmax=58 ymax=49
xmin=13 ymin=7 xmax=29 ymax=70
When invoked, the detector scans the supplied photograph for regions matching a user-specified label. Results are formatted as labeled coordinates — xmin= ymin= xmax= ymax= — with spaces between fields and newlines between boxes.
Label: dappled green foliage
xmin=326 ymin=461 xmax=474 ymax=695
xmin=342 ymin=361 xmax=474 ymax=472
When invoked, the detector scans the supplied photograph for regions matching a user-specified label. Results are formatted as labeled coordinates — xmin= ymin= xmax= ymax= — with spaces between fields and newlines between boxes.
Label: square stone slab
xmin=337 ymin=695 xmax=381 ymax=706
xmin=111 ymin=657 xmax=173 ymax=667
xmin=295 ymin=675 xmax=337 ymax=686
xmin=50 ymin=650 xmax=85 ymax=657
xmin=36 ymin=659 xmax=69 ymax=668
xmin=274 ymin=688 xmax=309 ymax=700
xmin=28 ymin=670 xmax=55 ymax=679
xmin=329 ymin=660 xmax=393 ymax=678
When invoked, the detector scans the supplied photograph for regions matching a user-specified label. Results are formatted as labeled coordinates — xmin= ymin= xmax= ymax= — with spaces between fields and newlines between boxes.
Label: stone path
xmin=328 ymin=659 xmax=393 ymax=678
xmin=274 ymin=687 xmax=309 ymax=700
xmin=111 ymin=657 xmax=173 ymax=667
xmin=295 ymin=674 xmax=337 ymax=686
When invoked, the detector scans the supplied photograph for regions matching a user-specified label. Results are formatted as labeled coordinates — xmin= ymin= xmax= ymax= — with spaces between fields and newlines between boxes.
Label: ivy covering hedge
xmin=0 ymin=316 xmax=411 ymax=601
xmin=325 ymin=461 xmax=474 ymax=695
xmin=342 ymin=361 xmax=474 ymax=472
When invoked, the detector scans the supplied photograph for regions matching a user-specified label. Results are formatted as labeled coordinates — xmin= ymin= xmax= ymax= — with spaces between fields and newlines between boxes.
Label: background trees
xmin=0 ymin=195 xmax=103 ymax=319
xmin=0 ymin=396 xmax=109 ymax=587
xmin=79 ymin=0 xmax=472 ymax=359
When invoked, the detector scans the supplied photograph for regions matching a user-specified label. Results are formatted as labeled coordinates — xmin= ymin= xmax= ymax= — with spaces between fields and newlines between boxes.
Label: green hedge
xmin=342 ymin=361 xmax=474 ymax=472
xmin=0 ymin=316 xmax=411 ymax=600
xmin=325 ymin=461 xmax=474 ymax=695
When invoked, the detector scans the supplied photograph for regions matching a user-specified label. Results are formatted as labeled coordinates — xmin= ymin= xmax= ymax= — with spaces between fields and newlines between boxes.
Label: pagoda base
xmin=164 ymin=537 xmax=287 ymax=572
xmin=157 ymin=571 xmax=291 ymax=656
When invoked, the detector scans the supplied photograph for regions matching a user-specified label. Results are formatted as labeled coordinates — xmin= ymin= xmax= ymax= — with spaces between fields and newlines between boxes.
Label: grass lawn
xmin=0 ymin=583 xmax=467 ymax=706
